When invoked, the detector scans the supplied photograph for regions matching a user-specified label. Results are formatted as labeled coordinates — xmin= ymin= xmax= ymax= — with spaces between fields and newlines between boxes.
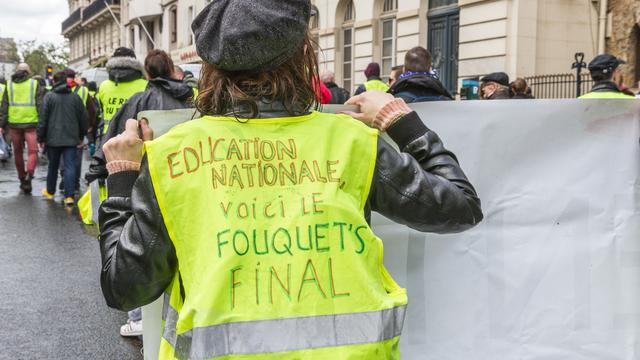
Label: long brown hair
xmin=196 ymin=33 xmax=320 ymax=118
xmin=145 ymin=49 xmax=175 ymax=79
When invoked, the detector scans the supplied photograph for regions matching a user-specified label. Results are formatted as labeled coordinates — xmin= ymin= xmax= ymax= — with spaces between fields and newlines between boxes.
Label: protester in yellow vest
xmin=354 ymin=62 xmax=390 ymax=96
xmin=78 ymin=48 xmax=147 ymax=225
xmin=0 ymin=63 xmax=46 ymax=193
xmin=97 ymin=48 xmax=148 ymax=134
xmin=80 ymin=51 xmax=195 ymax=226
xmin=97 ymin=1 xmax=483 ymax=359
xmin=579 ymin=54 xmax=637 ymax=99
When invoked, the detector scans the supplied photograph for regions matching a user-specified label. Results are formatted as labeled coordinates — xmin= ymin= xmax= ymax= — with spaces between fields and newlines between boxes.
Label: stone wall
xmin=607 ymin=0 xmax=640 ymax=86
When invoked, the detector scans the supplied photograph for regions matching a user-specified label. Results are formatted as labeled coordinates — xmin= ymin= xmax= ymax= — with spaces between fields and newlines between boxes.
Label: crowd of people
xmin=0 ymin=0 xmax=636 ymax=355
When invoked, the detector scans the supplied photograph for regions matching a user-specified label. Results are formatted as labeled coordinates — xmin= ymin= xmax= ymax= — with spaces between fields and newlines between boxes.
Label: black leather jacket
xmin=99 ymin=109 xmax=484 ymax=311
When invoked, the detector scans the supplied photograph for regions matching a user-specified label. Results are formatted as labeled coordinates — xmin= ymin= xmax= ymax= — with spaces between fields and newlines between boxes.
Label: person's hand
xmin=77 ymin=142 xmax=85 ymax=149
xmin=103 ymin=118 xmax=154 ymax=164
xmin=343 ymin=91 xmax=411 ymax=132
xmin=38 ymin=143 xmax=45 ymax=150
xmin=343 ymin=91 xmax=396 ymax=127
xmin=0 ymin=128 xmax=4 ymax=135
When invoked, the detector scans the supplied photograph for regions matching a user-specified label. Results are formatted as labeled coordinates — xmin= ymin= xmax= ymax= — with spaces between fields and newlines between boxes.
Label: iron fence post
xmin=571 ymin=52 xmax=587 ymax=97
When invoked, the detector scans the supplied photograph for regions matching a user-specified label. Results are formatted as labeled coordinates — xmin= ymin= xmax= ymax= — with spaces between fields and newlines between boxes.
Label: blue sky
xmin=0 ymin=0 xmax=68 ymax=45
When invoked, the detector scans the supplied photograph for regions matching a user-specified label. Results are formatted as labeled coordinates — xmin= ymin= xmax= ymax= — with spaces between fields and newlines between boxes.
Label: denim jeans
xmin=128 ymin=307 xmax=142 ymax=322
xmin=46 ymin=147 xmax=77 ymax=198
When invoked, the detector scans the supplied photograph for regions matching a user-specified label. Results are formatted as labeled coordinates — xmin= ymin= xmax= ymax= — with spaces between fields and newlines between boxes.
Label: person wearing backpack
xmin=389 ymin=47 xmax=453 ymax=103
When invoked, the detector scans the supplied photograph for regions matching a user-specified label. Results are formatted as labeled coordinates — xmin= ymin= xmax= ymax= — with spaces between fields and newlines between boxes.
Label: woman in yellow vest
xmin=98 ymin=1 xmax=483 ymax=359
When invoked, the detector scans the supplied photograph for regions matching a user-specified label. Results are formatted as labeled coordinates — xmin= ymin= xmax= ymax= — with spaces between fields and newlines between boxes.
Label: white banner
xmin=141 ymin=100 xmax=640 ymax=359
xmin=379 ymin=99 xmax=640 ymax=359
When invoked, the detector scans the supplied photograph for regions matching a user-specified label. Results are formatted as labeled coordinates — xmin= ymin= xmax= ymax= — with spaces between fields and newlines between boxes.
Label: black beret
xmin=192 ymin=0 xmax=312 ymax=72
xmin=481 ymin=72 xmax=510 ymax=87
xmin=588 ymin=54 xmax=625 ymax=73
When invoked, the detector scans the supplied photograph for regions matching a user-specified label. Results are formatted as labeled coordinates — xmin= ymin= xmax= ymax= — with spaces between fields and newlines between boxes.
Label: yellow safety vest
xmin=579 ymin=91 xmax=637 ymax=99
xmin=145 ymin=112 xmax=407 ymax=359
xmin=97 ymin=78 xmax=148 ymax=131
xmin=72 ymin=85 xmax=89 ymax=107
xmin=7 ymin=79 xmax=38 ymax=125
xmin=78 ymin=181 xmax=108 ymax=225
xmin=364 ymin=79 xmax=390 ymax=93
xmin=0 ymin=84 xmax=5 ymax=103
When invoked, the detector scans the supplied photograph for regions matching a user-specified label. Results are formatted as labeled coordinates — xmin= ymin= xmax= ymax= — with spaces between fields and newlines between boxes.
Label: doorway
xmin=427 ymin=1 xmax=459 ymax=94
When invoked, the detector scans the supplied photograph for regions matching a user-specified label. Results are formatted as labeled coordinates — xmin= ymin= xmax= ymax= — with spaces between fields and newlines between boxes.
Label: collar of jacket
xmin=366 ymin=76 xmax=383 ymax=82
xmin=11 ymin=71 xmax=30 ymax=83
xmin=106 ymin=56 xmax=144 ymax=83
xmin=148 ymin=77 xmax=194 ymax=101
xmin=390 ymin=73 xmax=454 ymax=99
xmin=53 ymin=83 xmax=71 ymax=93
xmin=590 ymin=81 xmax=621 ymax=93
xmin=222 ymin=99 xmax=311 ymax=119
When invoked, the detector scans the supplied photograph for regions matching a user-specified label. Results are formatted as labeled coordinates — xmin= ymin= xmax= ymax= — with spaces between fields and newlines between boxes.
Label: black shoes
xmin=20 ymin=173 xmax=33 ymax=194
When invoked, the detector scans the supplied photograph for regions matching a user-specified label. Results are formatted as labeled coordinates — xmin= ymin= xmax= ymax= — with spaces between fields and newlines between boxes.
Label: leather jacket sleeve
xmin=99 ymin=111 xmax=483 ymax=310
xmin=99 ymin=161 xmax=177 ymax=311
xmin=367 ymin=112 xmax=482 ymax=233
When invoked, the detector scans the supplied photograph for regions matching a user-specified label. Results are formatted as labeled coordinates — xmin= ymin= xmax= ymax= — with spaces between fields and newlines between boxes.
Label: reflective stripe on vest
xmin=146 ymin=112 xmax=407 ymax=359
xmin=73 ymin=85 xmax=89 ymax=107
xmin=0 ymin=84 xmax=5 ymax=103
xmin=78 ymin=181 xmax=108 ymax=225
xmin=364 ymin=79 xmax=390 ymax=92
xmin=579 ymin=91 xmax=637 ymax=99
xmin=7 ymin=79 xmax=38 ymax=124
xmin=160 ymin=292 xmax=406 ymax=359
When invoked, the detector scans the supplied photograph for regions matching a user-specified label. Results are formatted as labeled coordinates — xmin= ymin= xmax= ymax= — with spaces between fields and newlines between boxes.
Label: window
xmin=381 ymin=19 xmax=395 ymax=82
xmin=188 ymin=6 xmax=195 ymax=46
xmin=129 ymin=26 xmax=135 ymax=49
xmin=309 ymin=6 xmax=320 ymax=52
xmin=383 ymin=0 xmax=397 ymax=12
xmin=341 ymin=0 xmax=355 ymax=92
xmin=310 ymin=6 xmax=319 ymax=30
xmin=343 ymin=28 xmax=354 ymax=92
xmin=344 ymin=1 xmax=355 ymax=22
xmin=379 ymin=0 xmax=397 ymax=81
xmin=429 ymin=0 xmax=458 ymax=9
xmin=170 ymin=6 xmax=178 ymax=44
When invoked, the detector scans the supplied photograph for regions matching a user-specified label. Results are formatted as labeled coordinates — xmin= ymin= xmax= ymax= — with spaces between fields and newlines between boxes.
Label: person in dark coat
xmin=389 ymin=47 xmax=453 ymax=103
xmin=38 ymin=71 xmax=88 ymax=205
xmin=321 ymin=70 xmax=350 ymax=104
xmin=480 ymin=72 xmax=511 ymax=100
xmin=85 ymin=50 xmax=196 ymax=185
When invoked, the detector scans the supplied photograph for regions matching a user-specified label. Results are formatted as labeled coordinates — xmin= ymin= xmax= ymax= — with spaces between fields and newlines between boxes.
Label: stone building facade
xmin=62 ymin=0 xmax=122 ymax=70
xmin=313 ymin=0 xmax=600 ymax=94
xmin=606 ymin=0 xmax=640 ymax=87
xmin=62 ymin=0 xmax=625 ymax=94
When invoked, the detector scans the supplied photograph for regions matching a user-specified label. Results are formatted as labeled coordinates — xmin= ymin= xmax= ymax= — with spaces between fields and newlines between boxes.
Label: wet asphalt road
xmin=0 ymin=152 xmax=142 ymax=359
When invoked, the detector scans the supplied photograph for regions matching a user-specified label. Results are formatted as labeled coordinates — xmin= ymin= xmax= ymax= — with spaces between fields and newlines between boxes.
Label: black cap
xmin=588 ymin=54 xmax=625 ymax=73
xmin=64 ymin=68 xmax=76 ymax=78
xmin=481 ymin=72 xmax=510 ymax=87
xmin=192 ymin=0 xmax=311 ymax=72
xmin=112 ymin=47 xmax=137 ymax=59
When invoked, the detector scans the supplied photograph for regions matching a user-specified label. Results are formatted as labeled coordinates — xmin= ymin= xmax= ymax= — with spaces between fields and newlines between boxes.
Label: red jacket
xmin=313 ymin=78 xmax=332 ymax=104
